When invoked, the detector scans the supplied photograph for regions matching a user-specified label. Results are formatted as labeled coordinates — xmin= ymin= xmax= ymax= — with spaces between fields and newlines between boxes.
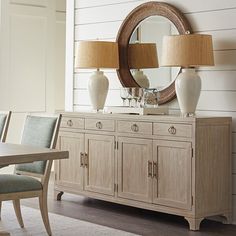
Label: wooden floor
xmin=20 ymin=182 xmax=236 ymax=236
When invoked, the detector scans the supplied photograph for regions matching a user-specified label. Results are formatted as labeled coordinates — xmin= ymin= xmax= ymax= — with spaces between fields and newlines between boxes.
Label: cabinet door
xmin=117 ymin=137 xmax=152 ymax=203
xmin=153 ymin=140 xmax=192 ymax=210
xmin=56 ymin=132 xmax=84 ymax=191
xmin=84 ymin=134 xmax=115 ymax=196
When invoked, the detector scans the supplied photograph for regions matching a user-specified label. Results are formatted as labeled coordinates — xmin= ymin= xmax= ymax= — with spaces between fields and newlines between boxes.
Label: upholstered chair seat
xmin=0 ymin=174 xmax=42 ymax=194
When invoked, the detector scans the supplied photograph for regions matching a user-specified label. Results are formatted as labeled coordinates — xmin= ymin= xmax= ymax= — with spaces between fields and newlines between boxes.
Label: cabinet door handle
xmin=67 ymin=119 xmax=73 ymax=127
xmin=148 ymin=161 xmax=152 ymax=177
xmin=96 ymin=121 xmax=103 ymax=129
xmin=168 ymin=126 xmax=176 ymax=135
xmin=80 ymin=152 xmax=84 ymax=167
xmin=84 ymin=153 xmax=88 ymax=168
xmin=153 ymin=162 xmax=158 ymax=179
xmin=131 ymin=124 xmax=139 ymax=132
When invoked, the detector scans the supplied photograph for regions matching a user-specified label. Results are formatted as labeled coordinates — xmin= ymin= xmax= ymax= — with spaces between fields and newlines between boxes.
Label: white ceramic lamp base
xmin=175 ymin=68 xmax=201 ymax=117
xmin=88 ymin=70 xmax=109 ymax=111
xmin=133 ymin=70 xmax=150 ymax=88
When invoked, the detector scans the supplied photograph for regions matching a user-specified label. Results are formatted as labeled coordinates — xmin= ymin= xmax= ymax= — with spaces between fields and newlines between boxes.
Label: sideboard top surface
xmin=58 ymin=111 xmax=232 ymax=124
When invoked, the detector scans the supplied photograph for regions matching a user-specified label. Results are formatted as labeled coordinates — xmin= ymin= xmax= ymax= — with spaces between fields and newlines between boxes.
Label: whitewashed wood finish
xmin=61 ymin=116 xmax=84 ymax=129
xmin=72 ymin=0 xmax=236 ymax=222
xmin=117 ymin=136 xmax=153 ymax=203
xmin=84 ymin=134 xmax=115 ymax=196
xmin=233 ymin=175 xmax=236 ymax=195
xmin=117 ymin=120 xmax=152 ymax=135
xmin=233 ymin=155 xmax=236 ymax=174
xmin=153 ymin=140 xmax=192 ymax=210
xmin=55 ymin=132 xmax=84 ymax=191
xmin=55 ymin=113 xmax=232 ymax=230
xmin=153 ymin=123 xmax=192 ymax=138
xmin=85 ymin=118 xmax=115 ymax=132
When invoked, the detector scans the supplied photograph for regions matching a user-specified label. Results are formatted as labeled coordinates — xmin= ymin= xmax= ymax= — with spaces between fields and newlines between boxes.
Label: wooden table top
xmin=0 ymin=143 xmax=69 ymax=166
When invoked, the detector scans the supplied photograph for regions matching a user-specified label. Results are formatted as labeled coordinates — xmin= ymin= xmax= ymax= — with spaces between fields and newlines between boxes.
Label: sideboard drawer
xmin=85 ymin=118 xmax=115 ymax=132
xmin=153 ymin=123 xmax=192 ymax=138
xmin=61 ymin=117 xmax=84 ymax=129
xmin=117 ymin=120 xmax=152 ymax=135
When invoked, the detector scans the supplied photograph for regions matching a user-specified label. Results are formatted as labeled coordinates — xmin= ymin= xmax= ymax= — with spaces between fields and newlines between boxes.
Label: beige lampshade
xmin=75 ymin=41 xmax=119 ymax=69
xmin=161 ymin=34 xmax=214 ymax=67
xmin=128 ymin=43 xmax=159 ymax=69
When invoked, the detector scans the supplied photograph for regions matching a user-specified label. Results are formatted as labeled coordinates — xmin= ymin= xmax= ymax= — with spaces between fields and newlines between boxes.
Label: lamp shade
xmin=75 ymin=41 xmax=119 ymax=69
xmin=128 ymin=43 xmax=159 ymax=69
xmin=161 ymin=34 xmax=214 ymax=67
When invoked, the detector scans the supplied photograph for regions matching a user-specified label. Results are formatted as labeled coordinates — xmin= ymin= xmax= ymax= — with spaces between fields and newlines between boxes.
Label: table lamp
xmin=128 ymin=43 xmax=159 ymax=88
xmin=161 ymin=34 xmax=214 ymax=116
xmin=75 ymin=41 xmax=119 ymax=111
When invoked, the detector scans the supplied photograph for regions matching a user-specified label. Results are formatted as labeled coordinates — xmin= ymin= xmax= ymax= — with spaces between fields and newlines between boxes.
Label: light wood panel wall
xmin=73 ymin=0 xmax=236 ymax=223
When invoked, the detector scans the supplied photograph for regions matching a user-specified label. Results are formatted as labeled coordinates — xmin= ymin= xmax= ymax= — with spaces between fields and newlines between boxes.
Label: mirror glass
xmin=129 ymin=16 xmax=180 ymax=89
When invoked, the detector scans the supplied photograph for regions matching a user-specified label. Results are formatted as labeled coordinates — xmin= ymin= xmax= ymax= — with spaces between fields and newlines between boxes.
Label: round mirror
xmin=129 ymin=16 xmax=180 ymax=89
xmin=116 ymin=2 xmax=192 ymax=104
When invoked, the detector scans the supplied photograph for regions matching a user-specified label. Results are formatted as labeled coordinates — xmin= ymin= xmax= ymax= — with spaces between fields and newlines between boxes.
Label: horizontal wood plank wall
xmin=73 ymin=0 xmax=236 ymax=222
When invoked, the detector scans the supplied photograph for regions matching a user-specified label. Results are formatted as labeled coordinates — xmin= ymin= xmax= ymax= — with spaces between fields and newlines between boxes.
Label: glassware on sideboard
xmin=142 ymin=88 xmax=160 ymax=107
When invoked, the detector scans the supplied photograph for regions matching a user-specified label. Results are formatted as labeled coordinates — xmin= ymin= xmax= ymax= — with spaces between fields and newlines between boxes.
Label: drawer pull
xmin=96 ymin=121 xmax=103 ymax=129
xmin=84 ymin=153 xmax=88 ymax=168
xmin=153 ymin=162 xmax=158 ymax=179
xmin=148 ymin=161 xmax=153 ymax=177
xmin=131 ymin=124 xmax=139 ymax=132
xmin=168 ymin=126 xmax=176 ymax=135
xmin=67 ymin=119 xmax=73 ymax=127
xmin=80 ymin=152 xmax=84 ymax=167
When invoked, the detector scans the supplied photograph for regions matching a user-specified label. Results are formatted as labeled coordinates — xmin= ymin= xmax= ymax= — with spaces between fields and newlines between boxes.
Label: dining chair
xmin=0 ymin=114 xmax=62 ymax=236
xmin=0 ymin=111 xmax=11 ymax=143
xmin=0 ymin=111 xmax=12 ymax=169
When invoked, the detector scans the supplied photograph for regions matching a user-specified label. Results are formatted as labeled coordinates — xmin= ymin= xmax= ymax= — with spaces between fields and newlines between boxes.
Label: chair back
xmin=15 ymin=114 xmax=61 ymax=176
xmin=0 ymin=111 xmax=11 ymax=142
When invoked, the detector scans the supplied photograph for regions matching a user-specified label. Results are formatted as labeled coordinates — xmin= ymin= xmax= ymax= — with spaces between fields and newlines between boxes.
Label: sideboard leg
xmin=54 ymin=190 xmax=64 ymax=201
xmin=185 ymin=217 xmax=204 ymax=230
xmin=222 ymin=212 xmax=232 ymax=224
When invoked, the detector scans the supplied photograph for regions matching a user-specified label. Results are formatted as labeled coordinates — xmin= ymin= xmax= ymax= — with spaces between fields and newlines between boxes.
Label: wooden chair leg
xmin=0 ymin=201 xmax=2 ymax=220
xmin=13 ymin=199 xmax=24 ymax=228
xmin=39 ymin=193 xmax=52 ymax=236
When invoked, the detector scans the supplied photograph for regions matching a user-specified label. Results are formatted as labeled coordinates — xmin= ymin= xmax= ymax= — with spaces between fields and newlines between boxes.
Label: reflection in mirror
xmin=128 ymin=43 xmax=159 ymax=88
xmin=129 ymin=16 xmax=180 ymax=89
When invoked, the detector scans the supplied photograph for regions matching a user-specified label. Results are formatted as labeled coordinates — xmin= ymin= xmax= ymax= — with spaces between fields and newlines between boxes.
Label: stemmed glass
xmin=131 ymin=88 xmax=143 ymax=107
xmin=120 ymin=88 xmax=129 ymax=106
xmin=126 ymin=88 xmax=133 ymax=107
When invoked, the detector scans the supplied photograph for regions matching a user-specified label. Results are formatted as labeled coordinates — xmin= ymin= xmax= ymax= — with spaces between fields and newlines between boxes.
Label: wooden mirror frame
xmin=116 ymin=2 xmax=192 ymax=104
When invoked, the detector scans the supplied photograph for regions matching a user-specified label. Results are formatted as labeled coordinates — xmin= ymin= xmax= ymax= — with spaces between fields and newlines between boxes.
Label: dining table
xmin=0 ymin=142 xmax=69 ymax=236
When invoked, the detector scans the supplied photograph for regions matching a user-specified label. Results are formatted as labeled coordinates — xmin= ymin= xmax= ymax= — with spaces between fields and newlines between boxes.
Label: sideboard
xmin=54 ymin=112 xmax=232 ymax=230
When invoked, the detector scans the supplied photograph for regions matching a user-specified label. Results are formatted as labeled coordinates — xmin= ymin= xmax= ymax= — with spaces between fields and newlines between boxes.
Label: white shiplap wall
xmin=72 ymin=0 xmax=236 ymax=222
